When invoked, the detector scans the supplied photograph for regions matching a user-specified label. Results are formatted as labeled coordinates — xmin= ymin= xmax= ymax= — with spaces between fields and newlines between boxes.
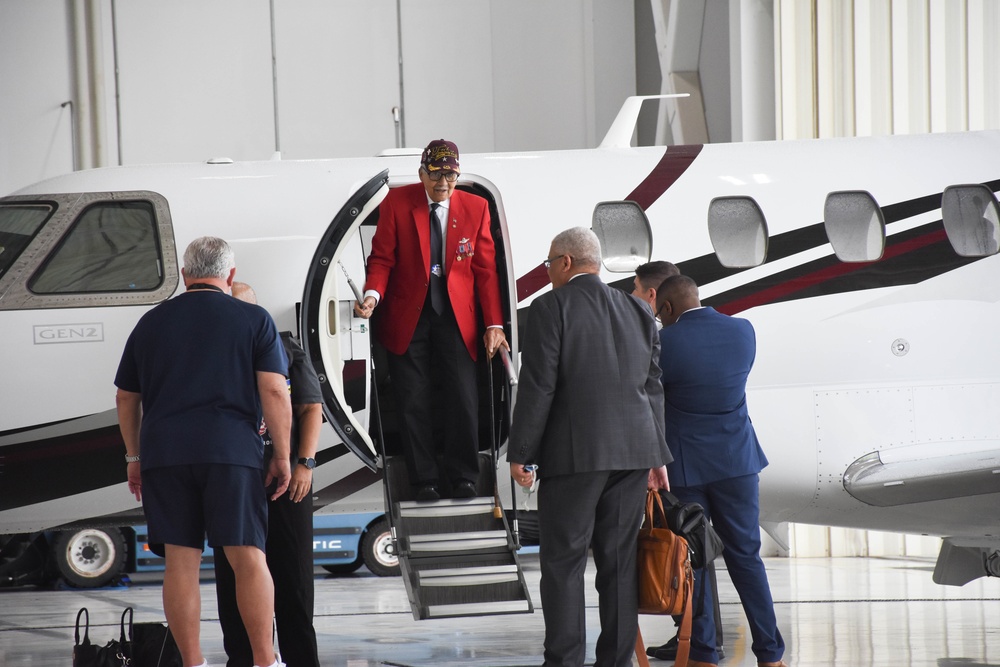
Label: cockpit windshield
xmin=0 ymin=204 xmax=53 ymax=281
xmin=27 ymin=200 xmax=162 ymax=294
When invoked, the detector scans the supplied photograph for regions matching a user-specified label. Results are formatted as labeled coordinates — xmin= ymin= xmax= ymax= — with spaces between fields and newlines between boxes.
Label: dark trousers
xmin=667 ymin=561 xmax=723 ymax=648
xmin=214 ymin=487 xmax=319 ymax=667
xmin=537 ymin=469 xmax=648 ymax=667
xmin=673 ymin=473 xmax=784 ymax=664
xmin=386 ymin=302 xmax=479 ymax=486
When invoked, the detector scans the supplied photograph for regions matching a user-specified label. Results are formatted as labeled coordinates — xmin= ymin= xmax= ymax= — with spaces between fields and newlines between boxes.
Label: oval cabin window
xmin=824 ymin=191 xmax=885 ymax=262
xmin=707 ymin=196 xmax=768 ymax=268
xmin=941 ymin=185 xmax=1000 ymax=257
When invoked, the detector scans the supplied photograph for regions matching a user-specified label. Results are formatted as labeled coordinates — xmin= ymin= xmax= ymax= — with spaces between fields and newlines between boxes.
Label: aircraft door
xmin=301 ymin=170 xmax=389 ymax=472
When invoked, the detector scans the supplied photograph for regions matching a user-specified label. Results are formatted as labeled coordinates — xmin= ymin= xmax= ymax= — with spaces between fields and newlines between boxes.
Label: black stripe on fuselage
xmin=604 ymin=180 xmax=999 ymax=314
xmin=0 ymin=421 xmax=359 ymax=513
xmin=0 ymin=423 xmax=126 ymax=512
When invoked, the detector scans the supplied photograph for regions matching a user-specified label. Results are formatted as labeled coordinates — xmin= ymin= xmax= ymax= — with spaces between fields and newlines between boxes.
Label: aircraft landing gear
xmin=52 ymin=528 xmax=126 ymax=588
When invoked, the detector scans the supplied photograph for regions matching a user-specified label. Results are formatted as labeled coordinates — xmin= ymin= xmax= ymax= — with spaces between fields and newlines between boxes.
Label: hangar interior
xmin=2 ymin=0 xmax=1000 ymax=563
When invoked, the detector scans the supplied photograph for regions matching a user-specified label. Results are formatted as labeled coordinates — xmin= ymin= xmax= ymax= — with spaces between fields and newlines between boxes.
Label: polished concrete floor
xmin=1 ymin=552 xmax=998 ymax=666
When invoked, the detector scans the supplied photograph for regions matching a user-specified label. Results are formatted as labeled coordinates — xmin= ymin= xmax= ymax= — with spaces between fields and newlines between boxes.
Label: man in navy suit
xmin=509 ymin=227 xmax=672 ymax=667
xmin=655 ymin=275 xmax=787 ymax=667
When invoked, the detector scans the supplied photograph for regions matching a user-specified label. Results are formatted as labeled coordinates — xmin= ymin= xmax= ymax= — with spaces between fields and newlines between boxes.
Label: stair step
xmin=424 ymin=599 xmax=532 ymax=619
xmin=417 ymin=564 xmax=520 ymax=587
xmin=407 ymin=530 xmax=509 ymax=553
xmin=385 ymin=453 xmax=533 ymax=620
xmin=398 ymin=497 xmax=497 ymax=518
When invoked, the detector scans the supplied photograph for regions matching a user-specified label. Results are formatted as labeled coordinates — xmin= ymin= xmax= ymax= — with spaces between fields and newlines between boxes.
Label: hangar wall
xmin=776 ymin=0 xmax=1000 ymax=139
xmin=0 ymin=0 xmax=637 ymax=197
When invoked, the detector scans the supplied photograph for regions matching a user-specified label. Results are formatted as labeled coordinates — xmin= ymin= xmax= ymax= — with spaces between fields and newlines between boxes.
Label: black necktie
xmin=429 ymin=203 xmax=446 ymax=314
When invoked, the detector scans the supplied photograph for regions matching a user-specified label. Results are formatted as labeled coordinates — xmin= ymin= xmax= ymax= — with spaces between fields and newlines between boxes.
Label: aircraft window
xmin=0 ymin=204 xmax=53 ymax=281
xmin=28 ymin=201 xmax=163 ymax=293
xmin=823 ymin=191 xmax=885 ymax=262
xmin=592 ymin=201 xmax=653 ymax=272
xmin=707 ymin=196 xmax=768 ymax=268
xmin=941 ymin=185 xmax=1000 ymax=257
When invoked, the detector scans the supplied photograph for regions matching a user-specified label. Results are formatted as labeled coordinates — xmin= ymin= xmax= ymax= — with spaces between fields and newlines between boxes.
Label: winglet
xmin=598 ymin=94 xmax=690 ymax=149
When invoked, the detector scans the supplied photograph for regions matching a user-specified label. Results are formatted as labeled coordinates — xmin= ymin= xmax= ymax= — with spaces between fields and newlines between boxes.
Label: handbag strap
xmin=74 ymin=607 xmax=90 ymax=646
xmin=155 ymin=625 xmax=172 ymax=667
xmin=645 ymin=489 xmax=668 ymax=527
xmin=674 ymin=565 xmax=695 ymax=667
xmin=635 ymin=572 xmax=695 ymax=667
xmin=634 ymin=627 xmax=652 ymax=667
xmin=120 ymin=607 xmax=134 ymax=644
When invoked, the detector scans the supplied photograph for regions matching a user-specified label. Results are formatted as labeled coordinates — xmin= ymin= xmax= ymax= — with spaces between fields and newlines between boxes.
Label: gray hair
xmin=183 ymin=236 xmax=235 ymax=279
xmin=551 ymin=227 xmax=602 ymax=268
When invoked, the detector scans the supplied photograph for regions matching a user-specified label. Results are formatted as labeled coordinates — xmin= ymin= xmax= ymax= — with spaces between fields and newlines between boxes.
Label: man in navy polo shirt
xmin=116 ymin=236 xmax=292 ymax=667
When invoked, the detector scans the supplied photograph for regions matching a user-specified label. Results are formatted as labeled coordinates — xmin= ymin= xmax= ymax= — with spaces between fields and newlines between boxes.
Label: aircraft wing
xmin=843 ymin=444 xmax=1000 ymax=507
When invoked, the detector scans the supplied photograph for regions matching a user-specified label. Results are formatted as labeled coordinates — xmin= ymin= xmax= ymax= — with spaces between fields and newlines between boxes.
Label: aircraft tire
xmin=360 ymin=518 xmax=399 ymax=577
xmin=51 ymin=528 xmax=126 ymax=588
xmin=322 ymin=559 xmax=363 ymax=575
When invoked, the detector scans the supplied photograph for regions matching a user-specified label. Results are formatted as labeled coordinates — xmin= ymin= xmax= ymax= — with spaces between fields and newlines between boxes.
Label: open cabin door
xmin=304 ymin=170 xmax=532 ymax=619
xmin=301 ymin=170 xmax=389 ymax=471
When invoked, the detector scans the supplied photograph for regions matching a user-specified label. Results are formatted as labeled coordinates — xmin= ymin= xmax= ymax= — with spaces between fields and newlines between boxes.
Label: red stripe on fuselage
xmin=626 ymin=144 xmax=703 ymax=210
xmin=516 ymin=264 xmax=551 ymax=303
xmin=716 ymin=229 xmax=948 ymax=315
xmin=514 ymin=144 xmax=704 ymax=303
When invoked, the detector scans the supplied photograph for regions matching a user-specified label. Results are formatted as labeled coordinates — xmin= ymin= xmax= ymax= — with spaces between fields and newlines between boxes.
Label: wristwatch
xmin=297 ymin=457 xmax=316 ymax=469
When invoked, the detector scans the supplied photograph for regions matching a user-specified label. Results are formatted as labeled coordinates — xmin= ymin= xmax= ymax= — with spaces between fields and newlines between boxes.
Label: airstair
xmin=379 ymin=351 xmax=533 ymax=621
xmin=385 ymin=457 xmax=533 ymax=620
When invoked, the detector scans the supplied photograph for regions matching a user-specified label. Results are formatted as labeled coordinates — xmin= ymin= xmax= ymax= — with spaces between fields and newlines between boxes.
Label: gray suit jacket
xmin=509 ymin=273 xmax=672 ymax=477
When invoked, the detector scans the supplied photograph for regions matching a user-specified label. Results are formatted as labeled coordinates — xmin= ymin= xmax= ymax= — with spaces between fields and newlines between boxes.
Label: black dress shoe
xmin=452 ymin=480 xmax=477 ymax=498
xmin=646 ymin=634 xmax=677 ymax=659
xmin=415 ymin=484 xmax=440 ymax=501
xmin=647 ymin=635 xmax=725 ymax=661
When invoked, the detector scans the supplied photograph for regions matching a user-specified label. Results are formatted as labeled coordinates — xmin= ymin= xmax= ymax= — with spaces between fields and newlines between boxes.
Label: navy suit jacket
xmin=509 ymin=274 xmax=671 ymax=477
xmin=658 ymin=307 xmax=768 ymax=486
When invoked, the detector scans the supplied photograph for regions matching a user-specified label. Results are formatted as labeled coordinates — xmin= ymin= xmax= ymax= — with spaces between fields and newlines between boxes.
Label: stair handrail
xmin=345 ymin=259 xmax=398 ymax=557
xmin=488 ymin=345 xmax=527 ymax=549
xmin=499 ymin=347 xmax=517 ymax=386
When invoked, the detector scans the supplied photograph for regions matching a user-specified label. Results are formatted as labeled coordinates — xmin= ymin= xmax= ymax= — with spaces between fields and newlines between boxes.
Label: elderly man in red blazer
xmin=354 ymin=139 xmax=508 ymax=501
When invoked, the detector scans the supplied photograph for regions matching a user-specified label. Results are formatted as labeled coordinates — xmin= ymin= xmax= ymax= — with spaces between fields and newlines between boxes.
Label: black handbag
xmin=121 ymin=607 xmax=184 ymax=667
xmin=73 ymin=607 xmax=100 ymax=667
xmin=74 ymin=606 xmax=183 ymax=667
xmin=659 ymin=491 xmax=724 ymax=570
xmin=72 ymin=607 xmax=129 ymax=667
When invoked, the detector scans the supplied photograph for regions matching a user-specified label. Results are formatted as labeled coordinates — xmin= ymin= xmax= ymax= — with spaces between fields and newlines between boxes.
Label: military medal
xmin=456 ymin=237 xmax=474 ymax=262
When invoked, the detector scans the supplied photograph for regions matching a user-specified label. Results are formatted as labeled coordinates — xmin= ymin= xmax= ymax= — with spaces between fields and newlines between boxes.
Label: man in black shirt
xmin=215 ymin=282 xmax=323 ymax=667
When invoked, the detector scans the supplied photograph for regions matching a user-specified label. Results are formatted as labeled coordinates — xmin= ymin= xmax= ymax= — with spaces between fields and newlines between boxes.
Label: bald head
xmin=654 ymin=275 xmax=700 ymax=326
xmin=232 ymin=281 xmax=258 ymax=304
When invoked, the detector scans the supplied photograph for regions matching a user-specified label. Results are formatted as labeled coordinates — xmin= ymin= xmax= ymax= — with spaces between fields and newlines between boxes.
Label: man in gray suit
xmin=509 ymin=227 xmax=672 ymax=667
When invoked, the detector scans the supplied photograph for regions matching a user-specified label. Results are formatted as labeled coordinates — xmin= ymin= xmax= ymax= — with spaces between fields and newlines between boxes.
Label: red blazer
xmin=364 ymin=183 xmax=504 ymax=360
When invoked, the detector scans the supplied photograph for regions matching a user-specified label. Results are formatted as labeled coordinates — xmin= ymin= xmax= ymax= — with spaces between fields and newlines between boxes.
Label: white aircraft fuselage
xmin=2 ymin=123 xmax=998 ymax=584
